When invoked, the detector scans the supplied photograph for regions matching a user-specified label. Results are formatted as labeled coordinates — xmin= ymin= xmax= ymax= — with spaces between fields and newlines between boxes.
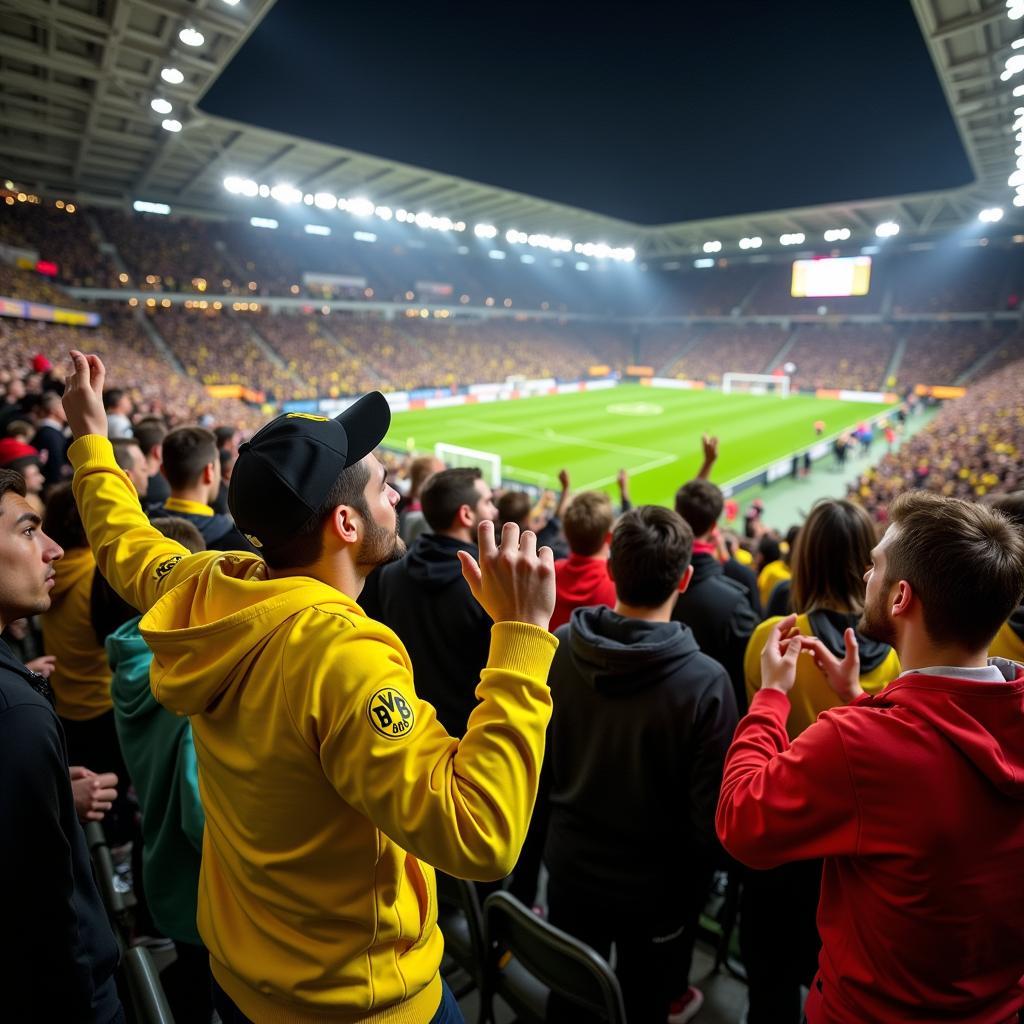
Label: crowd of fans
xmin=785 ymin=324 xmax=897 ymax=392
xmin=2 ymin=341 xmax=1023 ymax=1024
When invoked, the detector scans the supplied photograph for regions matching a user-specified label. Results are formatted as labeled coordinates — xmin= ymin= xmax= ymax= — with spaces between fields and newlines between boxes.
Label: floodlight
xmin=161 ymin=119 xmax=182 ymax=133
xmin=179 ymin=27 xmax=205 ymax=47
xmin=414 ymin=211 xmax=432 ymax=228
xmin=520 ymin=254 xmax=536 ymax=264
xmin=375 ymin=206 xmax=393 ymax=220
xmin=474 ymin=223 xmax=497 ymax=239
xmin=133 ymin=201 xmax=170 ymax=215
xmin=702 ymin=240 xmax=722 ymax=253
xmin=488 ymin=250 xmax=506 ymax=260
xmin=694 ymin=258 xmax=715 ymax=268
xmin=160 ymin=67 xmax=184 ymax=84
xmin=151 ymin=98 xmax=172 ymax=114
xmin=250 ymin=217 xmax=278 ymax=229
xmin=314 ymin=192 xmax=337 ymax=210
xmin=978 ymin=207 xmax=1004 ymax=222
xmin=305 ymin=224 xmax=331 ymax=236
xmin=575 ymin=261 xmax=590 ymax=271
xmin=270 ymin=184 xmax=302 ymax=204
xmin=348 ymin=197 xmax=374 ymax=217
xmin=353 ymin=231 xmax=377 ymax=243
xmin=875 ymin=221 xmax=900 ymax=238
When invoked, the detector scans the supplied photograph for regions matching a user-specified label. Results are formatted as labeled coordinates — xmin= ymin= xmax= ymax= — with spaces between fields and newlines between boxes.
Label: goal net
xmin=722 ymin=372 xmax=791 ymax=398
xmin=435 ymin=442 xmax=503 ymax=487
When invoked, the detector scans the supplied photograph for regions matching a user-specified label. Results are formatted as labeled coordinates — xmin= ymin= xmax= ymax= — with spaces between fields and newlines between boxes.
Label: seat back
xmin=435 ymin=872 xmax=487 ymax=987
xmin=484 ymin=892 xmax=626 ymax=1024
xmin=121 ymin=946 xmax=175 ymax=1024
xmin=85 ymin=821 xmax=128 ymax=935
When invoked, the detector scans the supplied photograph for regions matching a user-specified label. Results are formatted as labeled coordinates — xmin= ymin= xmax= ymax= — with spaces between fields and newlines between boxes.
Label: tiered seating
xmin=786 ymin=325 xmax=896 ymax=392
xmin=0 ymin=264 xmax=87 ymax=307
xmin=669 ymin=326 xmax=789 ymax=382
xmin=893 ymin=322 xmax=1009 ymax=388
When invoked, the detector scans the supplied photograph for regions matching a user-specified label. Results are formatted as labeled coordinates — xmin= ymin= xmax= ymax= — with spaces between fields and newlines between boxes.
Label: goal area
xmin=435 ymin=442 xmax=502 ymax=487
xmin=722 ymin=372 xmax=791 ymax=398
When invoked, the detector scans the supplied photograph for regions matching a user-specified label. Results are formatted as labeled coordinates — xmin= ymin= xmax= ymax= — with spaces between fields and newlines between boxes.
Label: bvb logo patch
xmin=154 ymin=555 xmax=183 ymax=580
xmin=367 ymin=687 xmax=415 ymax=739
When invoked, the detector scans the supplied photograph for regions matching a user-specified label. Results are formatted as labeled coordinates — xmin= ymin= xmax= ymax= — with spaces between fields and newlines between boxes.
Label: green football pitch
xmin=384 ymin=384 xmax=892 ymax=507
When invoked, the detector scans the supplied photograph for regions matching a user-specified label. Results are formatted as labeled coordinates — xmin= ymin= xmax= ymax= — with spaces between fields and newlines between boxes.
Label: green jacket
xmin=108 ymin=616 xmax=204 ymax=945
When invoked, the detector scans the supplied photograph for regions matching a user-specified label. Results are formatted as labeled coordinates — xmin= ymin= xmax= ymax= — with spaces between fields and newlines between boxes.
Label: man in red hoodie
xmin=550 ymin=490 xmax=617 ymax=631
xmin=717 ymin=490 xmax=1024 ymax=1024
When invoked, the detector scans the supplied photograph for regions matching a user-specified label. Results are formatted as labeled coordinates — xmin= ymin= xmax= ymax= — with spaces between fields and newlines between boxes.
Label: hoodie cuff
xmin=487 ymin=621 xmax=557 ymax=680
xmin=69 ymin=434 xmax=117 ymax=471
xmin=751 ymin=687 xmax=791 ymax=721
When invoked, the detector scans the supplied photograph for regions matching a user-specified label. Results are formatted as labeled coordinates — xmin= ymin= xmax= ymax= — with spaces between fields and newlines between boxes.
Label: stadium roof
xmin=1 ymin=0 xmax=1021 ymax=258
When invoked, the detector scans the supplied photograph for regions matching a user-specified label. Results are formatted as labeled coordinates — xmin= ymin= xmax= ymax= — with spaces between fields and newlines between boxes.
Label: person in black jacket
xmin=361 ymin=466 xmax=498 ymax=736
xmin=546 ymin=505 xmax=738 ymax=1024
xmin=147 ymin=425 xmax=255 ymax=551
xmin=673 ymin=478 xmax=760 ymax=712
xmin=0 ymin=468 xmax=123 ymax=1022
xmin=31 ymin=391 xmax=72 ymax=488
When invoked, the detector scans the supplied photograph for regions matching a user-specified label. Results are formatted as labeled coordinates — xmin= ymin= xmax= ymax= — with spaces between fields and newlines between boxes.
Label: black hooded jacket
xmin=545 ymin=607 xmax=738 ymax=916
xmin=361 ymin=533 xmax=491 ymax=736
xmin=0 ymin=639 xmax=121 ymax=1022
xmin=672 ymin=552 xmax=759 ymax=713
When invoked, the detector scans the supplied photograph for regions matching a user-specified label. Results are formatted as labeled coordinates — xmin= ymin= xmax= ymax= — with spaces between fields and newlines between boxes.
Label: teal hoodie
xmin=108 ymin=616 xmax=204 ymax=945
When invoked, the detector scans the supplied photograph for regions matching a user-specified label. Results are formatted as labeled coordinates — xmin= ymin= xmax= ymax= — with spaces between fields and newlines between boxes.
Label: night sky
xmin=202 ymin=0 xmax=973 ymax=225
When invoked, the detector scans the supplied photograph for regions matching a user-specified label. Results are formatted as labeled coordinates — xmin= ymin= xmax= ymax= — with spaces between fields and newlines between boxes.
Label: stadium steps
xmin=736 ymin=276 xmax=766 ymax=314
xmin=956 ymin=344 xmax=1004 ymax=385
xmin=656 ymin=334 xmax=704 ymax=376
xmin=882 ymin=336 xmax=906 ymax=390
xmin=762 ymin=328 xmax=800 ymax=373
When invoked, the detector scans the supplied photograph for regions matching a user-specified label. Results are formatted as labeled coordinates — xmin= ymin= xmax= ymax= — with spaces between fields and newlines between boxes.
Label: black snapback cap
xmin=228 ymin=392 xmax=390 ymax=550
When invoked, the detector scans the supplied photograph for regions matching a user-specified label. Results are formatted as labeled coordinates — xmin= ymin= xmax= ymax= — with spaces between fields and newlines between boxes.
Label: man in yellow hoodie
xmin=63 ymin=351 xmax=558 ymax=1024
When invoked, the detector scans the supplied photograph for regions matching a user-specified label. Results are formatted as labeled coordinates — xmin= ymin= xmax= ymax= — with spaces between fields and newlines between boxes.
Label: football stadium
xmin=3 ymin=0 xmax=1024 ymax=1022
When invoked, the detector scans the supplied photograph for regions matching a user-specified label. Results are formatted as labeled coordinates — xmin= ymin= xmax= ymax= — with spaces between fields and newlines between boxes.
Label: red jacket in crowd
xmin=716 ymin=665 xmax=1024 ymax=1024
xmin=550 ymin=554 xmax=617 ymax=632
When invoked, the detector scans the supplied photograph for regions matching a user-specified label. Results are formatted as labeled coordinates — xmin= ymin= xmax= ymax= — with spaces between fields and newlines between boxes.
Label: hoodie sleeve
xmin=715 ymin=688 xmax=861 ymax=869
xmin=69 ymin=435 xmax=214 ymax=614
xmin=311 ymin=620 xmax=556 ymax=882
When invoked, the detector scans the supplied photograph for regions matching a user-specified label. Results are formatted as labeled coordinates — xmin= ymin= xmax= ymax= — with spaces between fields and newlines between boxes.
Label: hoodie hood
xmin=567 ymin=604 xmax=701 ymax=695
xmin=687 ymin=551 xmax=724 ymax=587
xmin=872 ymin=660 xmax=1024 ymax=799
xmin=404 ymin=533 xmax=476 ymax=592
xmin=808 ymin=609 xmax=892 ymax=674
xmin=139 ymin=554 xmax=350 ymax=716
xmin=106 ymin=616 xmax=151 ymax=721
xmin=1009 ymin=605 xmax=1024 ymax=643
xmin=50 ymin=546 xmax=94 ymax=605
xmin=0 ymin=637 xmax=54 ymax=704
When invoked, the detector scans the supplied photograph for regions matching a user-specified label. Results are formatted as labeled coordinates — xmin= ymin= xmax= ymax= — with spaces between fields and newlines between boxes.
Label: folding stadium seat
xmin=120 ymin=946 xmax=175 ymax=1024
xmin=85 ymin=821 xmax=130 ymax=940
xmin=482 ymin=891 xmax=627 ymax=1024
xmin=436 ymin=872 xmax=487 ymax=1009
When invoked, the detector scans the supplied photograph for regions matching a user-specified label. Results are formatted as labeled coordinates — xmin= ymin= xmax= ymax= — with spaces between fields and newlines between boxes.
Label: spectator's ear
xmin=202 ymin=462 xmax=217 ymax=486
xmin=677 ymin=564 xmax=695 ymax=596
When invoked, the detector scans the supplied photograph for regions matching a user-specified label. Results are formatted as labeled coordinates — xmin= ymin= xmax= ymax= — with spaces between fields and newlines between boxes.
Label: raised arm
xmin=63 ymin=352 xmax=213 ymax=613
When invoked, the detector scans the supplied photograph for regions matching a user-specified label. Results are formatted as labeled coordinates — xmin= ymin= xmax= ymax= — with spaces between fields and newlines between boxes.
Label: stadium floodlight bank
xmin=434 ymin=442 xmax=502 ymax=487
xmin=722 ymin=373 xmax=791 ymax=398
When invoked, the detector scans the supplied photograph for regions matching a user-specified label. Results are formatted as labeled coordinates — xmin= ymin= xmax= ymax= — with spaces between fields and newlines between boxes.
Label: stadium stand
xmin=785 ymin=324 xmax=897 ymax=392
xmin=667 ymin=325 xmax=791 ymax=382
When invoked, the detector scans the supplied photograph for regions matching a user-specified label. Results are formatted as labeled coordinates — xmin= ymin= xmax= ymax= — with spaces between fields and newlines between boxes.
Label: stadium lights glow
xmin=178 ymin=27 xmax=205 ymax=47
xmin=305 ymin=224 xmax=331 ymax=236
xmin=1015 ymin=85 xmax=1024 ymax=96
xmin=1009 ymin=170 xmax=1024 ymax=187
xmin=314 ymin=192 xmax=337 ymax=210
xmin=475 ymin=223 xmax=498 ymax=239
xmin=250 ymin=217 xmax=278 ymax=229
xmin=160 ymin=67 xmax=184 ymax=84
xmin=133 ymin=200 xmax=170 ymax=215
xmin=353 ymin=231 xmax=377 ymax=243
xmin=1015 ymin=194 xmax=1024 ymax=207
xmin=738 ymin=236 xmax=762 ymax=249
xmin=488 ymin=250 xmax=507 ymax=260
xmin=979 ymin=207 xmax=1005 ymax=222
xmin=575 ymin=261 xmax=590 ymax=271
xmin=520 ymin=254 xmax=536 ymax=264
xmin=1010 ymin=1 xmax=1024 ymax=21
xmin=875 ymin=221 xmax=900 ymax=238
xmin=702 ymin=240 xmax=722 ymax=253
xmin=270 ymin=183 xmax=302 ymax=204
xmin=221 ymin=0 xmax=240 ymax=5
xmin=779 ymin=232 xmax=805 ymax=245
xmin=694 ymin=258 xmax=715 ymax=268
xmin=150 ymin=98 xmax=172 ymax=114
xmin=375 ymin=206 xmax=393 ymax=220
xmin=161 ymin=119 xmax=182 ymax=133
xmin=224 ymin=176 xmax=259 ymax=197
xmin=348 ymin=197 xmax=375 ymax=217
xmin=823 ymin=228 xmax=851 ymax=242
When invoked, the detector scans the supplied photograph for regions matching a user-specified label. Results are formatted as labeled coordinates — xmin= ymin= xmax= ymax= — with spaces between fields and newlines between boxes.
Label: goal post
xmin=435 ymin=442 xmax=503 ymax=487
xmin=722 ymin=372 xmax=791 ymax=398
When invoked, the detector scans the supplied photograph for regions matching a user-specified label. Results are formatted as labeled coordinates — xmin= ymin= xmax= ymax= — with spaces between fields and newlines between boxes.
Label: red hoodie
xmin=551 ymin=554 xmax=616 ymax=632
xmin=717 ymin=663 xmax=1024 ymax=1024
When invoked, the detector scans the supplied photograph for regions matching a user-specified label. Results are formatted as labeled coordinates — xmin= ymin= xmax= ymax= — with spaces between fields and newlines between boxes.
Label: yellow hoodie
xmin=70 ymin=435 xmax=557 ymax=1024
xmin=756 ymin=558 xmax=791 ymax=610
xmin=41 ymin=545 xmax=113 ymax=720
xmin=989 ymin=617 xmax=1024 ymax=662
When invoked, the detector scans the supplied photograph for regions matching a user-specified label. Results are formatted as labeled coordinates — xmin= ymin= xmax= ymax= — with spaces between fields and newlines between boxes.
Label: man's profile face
xmin=124 ymin=444 xmax=149 ymax=499
xmin=0 ymin=491 xmax=63 ymax=624
xmin=858 ymin=529 xmax=897 ymax=647
xmin=21 ymin=464 xmax=44 ymax=496
xmin=471 ymin=479 xmax=499 ymax=530
xmin=356 ymin=455 xmax=405 ymax=568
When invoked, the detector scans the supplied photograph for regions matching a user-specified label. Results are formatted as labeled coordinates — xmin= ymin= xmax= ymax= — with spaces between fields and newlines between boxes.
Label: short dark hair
xmin=150 ymin=516 xmax=206 ymax=554
xmin=674 ymin=479 xmax=724 ymax=537
xmin=161 ymin=427 xmax=219 ymax=490
xmin=0 ymin=468 xmax=27 ymax=504
xmin=260 ymin=460 xmax=372 ymax=570
xmin=885 ymin=492 xmax=1024 ymax=650
xmin=102 ymin=388 xmax=125 ymax=411
xmin=132 ymin=419 xmax=167 ymax=457
xmin=41 ymin=482 xmax=87 ymax=550
xmin=214 ymin=426 xmax=237 ymax=450
xmin=421 ymin=468 xmax=483 ymax=532
xmin=990 ymin=491 xmax=1024 ymax=532
xmin=790 ymin=499 xmax=877 ymax=614
xmin=110 ymin=438 xmax=142 ymax=473
xmin=497 ymin=491 xmax=531 ymax=529
xmin=609 ymin=505 xmax=693 ymax=607
xmin=757 ymin=534 xmax=781 ymax=565
xmin=563 ymin=491 xmax=614 ymax=556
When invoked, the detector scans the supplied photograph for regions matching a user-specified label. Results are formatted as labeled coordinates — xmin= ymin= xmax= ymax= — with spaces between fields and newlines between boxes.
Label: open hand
xmin=63 ymin=351 xmax=109 ymax=439
xmin=458 ymin=520 xmax=555 ymax=630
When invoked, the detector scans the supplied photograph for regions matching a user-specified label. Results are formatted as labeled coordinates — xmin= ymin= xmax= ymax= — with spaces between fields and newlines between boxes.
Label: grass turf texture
xmin=384 ymin=384 xmax=892 ymax=507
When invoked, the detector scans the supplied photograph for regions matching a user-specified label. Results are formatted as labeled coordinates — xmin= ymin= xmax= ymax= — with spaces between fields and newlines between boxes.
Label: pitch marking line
xmin=578 ymin=454 xmax=679 ymax=491
xmin=470 ymin=418 xmax=672 ymax=460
